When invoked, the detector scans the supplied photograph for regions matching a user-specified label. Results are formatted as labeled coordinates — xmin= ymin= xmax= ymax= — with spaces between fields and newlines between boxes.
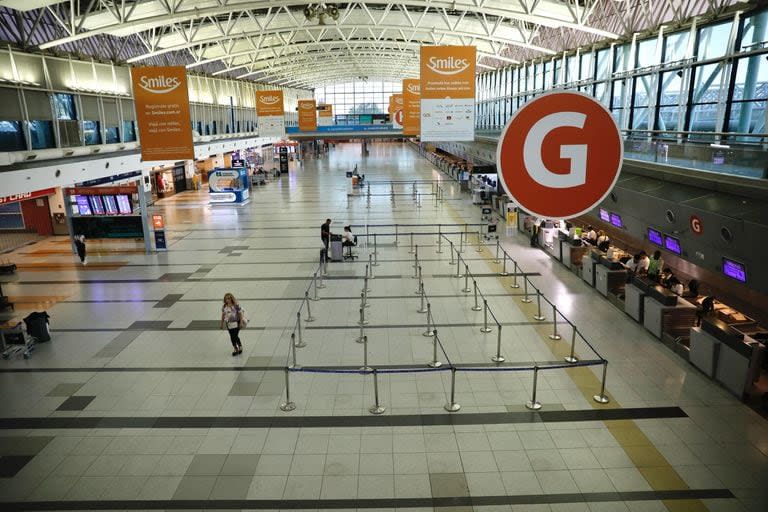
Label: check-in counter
xmin=562 ymin=242 xmax=588 ymax=270
xmin=595 ymin=258 xmax=628 ymax=297
xmin=581 ymin=253 xmax=597 ymax=287
xmin=625 ymin=283 xmax=646 ymax=322
xmin=643 ymin=287 xmax=697 ymax=339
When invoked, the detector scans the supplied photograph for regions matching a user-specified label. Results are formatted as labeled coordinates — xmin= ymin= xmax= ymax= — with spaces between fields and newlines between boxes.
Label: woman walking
xmin=220 ymin=293 xmax=244 ymax=356
xmin=74 ymin=235 xmax=87 ymax=265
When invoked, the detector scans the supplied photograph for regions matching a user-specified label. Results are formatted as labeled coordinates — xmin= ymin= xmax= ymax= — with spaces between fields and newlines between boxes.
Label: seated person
xmin=668 ymin=277 xmax=684 ymax=296
xmin=660 ymin=268 xmax=674 ymax=288
xmin=341 ymin=226 xmax=356 ymax=246
xmin=686 ymin=279 xmax=700 ymax=298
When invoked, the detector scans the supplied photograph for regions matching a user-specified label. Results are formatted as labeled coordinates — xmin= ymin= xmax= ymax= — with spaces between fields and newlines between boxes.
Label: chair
xmin=343 ymin=235 xmax=358 ymax=260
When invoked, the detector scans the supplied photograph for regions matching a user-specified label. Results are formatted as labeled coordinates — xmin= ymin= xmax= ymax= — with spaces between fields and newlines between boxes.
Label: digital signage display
xmin=664 ymin=235 xmax=682 ymax=255
xmin=609 ymin=213 xmax=623 ymax=228
xmin=647 ymin=228 xmax=663 ymax=245
xmin=722 ymin=258 xmax=747 ymax=283
xmin=103 ymin=195 xmax=118 ymax=215
xmin=116 ymin=195 xmax=133 ymax=214
xmin=88 ymin=195 xmax=105 ymax=215
xmin=76 ymin=195 xmax=92 ymax=215
xmin=599 ymin=208 xmax=610 ymax=222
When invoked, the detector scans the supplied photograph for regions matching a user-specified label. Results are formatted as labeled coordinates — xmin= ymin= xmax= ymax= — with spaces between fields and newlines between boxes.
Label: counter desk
xmin=595 ymin=259 xmax=629 ymax=298
xmin=581 ymin=253 xmax=599 ymax=287
xmin=561 ymin=241 xmax=588 ymax=270
xmin=643 ymin=287 xmax=697 ymax=342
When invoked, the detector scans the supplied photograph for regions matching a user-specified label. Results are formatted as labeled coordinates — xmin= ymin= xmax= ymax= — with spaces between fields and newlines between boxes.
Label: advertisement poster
xmin=318 ymin=104 xmax=333 ymax=126
xmin=389 ymin=94 xmax=404 ymax=129
xmin=402 ymin=79 xmax=421 ymax=136
xmin=208 ymin=168 xmax=250 ymax=204
xmin=130 ymin=66 xmax=194 ymax=161
xmin=298 ymin=99 xmax=317 ymax=132
xmin=256 ymin=90 xmax=285 ymax=137
xmin=419 ymin=46 xmax=476 ymax=141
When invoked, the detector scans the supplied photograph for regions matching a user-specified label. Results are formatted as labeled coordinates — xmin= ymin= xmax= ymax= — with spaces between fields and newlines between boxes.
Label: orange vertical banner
xmin=402 ymin=79 xmax=421 ymax=136
xmin=389 ymin=94 xmax=404 ymax=129
xmin=298 ymin=99 xmax=317 ymax=131
xmin=131 ymin=66 xmax=194 ymax=161
xmin=256 ymin=90 xmax=286 ymax=137
xmin=419 ymin=45 xmax=476 ymax=141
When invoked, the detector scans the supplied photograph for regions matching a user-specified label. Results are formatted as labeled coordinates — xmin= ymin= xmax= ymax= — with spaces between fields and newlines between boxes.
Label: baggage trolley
xmin=1 ymin=323 xmax=34 ymax=359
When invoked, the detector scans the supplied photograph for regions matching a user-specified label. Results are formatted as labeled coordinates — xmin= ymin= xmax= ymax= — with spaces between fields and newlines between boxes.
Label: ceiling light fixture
xmin=303 ymin=3 xmax=340 ymax=25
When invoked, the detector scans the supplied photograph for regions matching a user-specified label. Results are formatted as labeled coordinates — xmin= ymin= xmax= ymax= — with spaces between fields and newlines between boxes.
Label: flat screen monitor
xmin=609 ymin=213 xmax=623 ymax=228
xmin=647 ymin=228 xmax=663 ymax=245
xmin=722 ymin=258 xmax=747 ymax=283
xmin=75 ymin=195 xmax=92 ymax=216
xmin=116 ymin=194 xmax=132 ymax=214
xmin=89 ymin=195 xmax=105 ymax=215
xmin=103 ymin=195 xmax=118 ymax=215
xmin=664 ymin=235 xmax=682 ymax=255
xmin=599 ymin=208 xmax=610 ymax=222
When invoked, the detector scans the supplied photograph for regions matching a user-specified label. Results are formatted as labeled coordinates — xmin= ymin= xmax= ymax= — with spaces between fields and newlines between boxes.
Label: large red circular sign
xmin=496 ymin=91 xmax=623 ymax=219
xmin=394 ymin=109 xmax=404 ymax=125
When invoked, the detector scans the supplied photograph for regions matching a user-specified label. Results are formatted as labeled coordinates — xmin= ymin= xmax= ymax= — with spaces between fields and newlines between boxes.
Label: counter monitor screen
xmin=722 ymin=258 xmax=747 ymax=283
xmin=664 ymin=235 xmax=682 ymax=255
xmin=647 ymin=228 xmax=663 ymax=245
xmin=116 ymin=194 xmax=132 ymax=214
xmin=103 ymin=195 xmax=118 ymax=215
xmin=610 ymin=213 xmax=623 ymax=228
xmin=599 ymin=208 xmax=610 ymax=222
xmin=88 ymin=195 xmax=105 ymax=215
xmin=75 ymin=195 xmax=92 ymax=216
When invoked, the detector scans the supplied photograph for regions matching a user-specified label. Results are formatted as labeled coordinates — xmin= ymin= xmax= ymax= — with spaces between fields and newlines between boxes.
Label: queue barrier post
xmin=359 ymin=306 xmax=369 ymax=327
xmin=462 ymin=264 xmax=471 ymax=293
xmin=471 ymin=280 xmax=482 ymax=311
xmin=416 ymin=266 xmax=423 ymax=294
xmin=356 ymin=310 xmax=365 ymax=343
xmin=511 ymin=261 xmax=520 ymax=289
xmin=525 ymin=367 xmax=542 ymax=410
xmin=459 ymin=231 xmax=464 ymax=253
xmin=428 ymin=328 xmax=442 ymax=368
xmin=444 ymin=367 xmax=461 ymax=412
xmin=476 ymin=231 xmax=483 ymax=252
xmin=394 ymin=224 xmax=399 ymax=246
xmin=321 ymin=252 xmax=328 ymax=278
xmin=422 ymin=302 xmax=434 ymax=337
xmin=565 ymin=327 xmax=579 ymax=363
xmin=368 ymin=255 xmax=375 ymax=278
xmin=304 ymin=292 xmax=315 ymax=322
xmin=480 ymin=299 xmax=492 ymax=333
xmin=295 ymin=312 xmax=307 ymax=348
xmin=417 ymin=283 xmax=427 ymax=313
xmin=500 ymin=252 xmax=509 ymax=276
xmin=369 ymin=369 xmax=386 ymax=415
xmin=437 ymin=233 xmax=443 ymax=254
xmin=449 ymin=242 xmax=456 ymax=265
xmin=593 ymin=361 xmax=611 ymax=404
xmin=290 ymin=334 xmax=300 ymax=369
xmin=491 ymin=325 xmax=505 ymax=363
xmin=417 ymin=193 xmax=422 ymax=209
xmin=549 ymin=305 xmax=562 ymax=340
xmin=409 ymin=232 xmax=415 ymax=254
xmin=521 ymin=277 xmax=532 ymax=303
xmin=414 ymin=245 xmax=419 ymax=269
xmin=364 ymin=275 xmax=371 ymax=293
xmin=279 ymin=367 xmax=296 ymax=412
xmin=360 ymin=335 xmax=371 ymax=372
xmin=312 ymin=273 xmax=320 ymax=301
xmin=494 ymin=240 xmax=501 ymax=264
xmin=533 ymin=290 xmax=545 ymax=321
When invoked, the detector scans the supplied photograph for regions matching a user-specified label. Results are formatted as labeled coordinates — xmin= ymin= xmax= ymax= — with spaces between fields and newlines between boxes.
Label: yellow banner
xmin=298 ymin=99 xmax=317 ymax=132
xmin=402 ymin=79 xmax=420 ymax=136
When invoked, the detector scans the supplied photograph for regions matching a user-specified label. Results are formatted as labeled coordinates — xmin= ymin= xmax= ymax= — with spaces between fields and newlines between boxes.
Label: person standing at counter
xmin=637 ymin=252 xmax=650 ymax=275
xmin=585 ymin=226 xmax=597 ymax=244
xmin=668 ymin=276 xmax=684 ymax=296
xmin=647 ymin=250 xmax=664 ymax=281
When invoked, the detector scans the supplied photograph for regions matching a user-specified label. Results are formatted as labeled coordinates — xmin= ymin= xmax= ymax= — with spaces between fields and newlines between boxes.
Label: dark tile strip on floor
xmin=0 ymin=489 xmax=734 ymax=510
xmin=0 ymin=406 xmax=687 ymax=430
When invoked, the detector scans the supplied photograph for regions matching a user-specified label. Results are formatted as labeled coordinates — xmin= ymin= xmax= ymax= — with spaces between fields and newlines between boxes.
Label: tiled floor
xmin=0 ymin=142 xmax=766 ymax=511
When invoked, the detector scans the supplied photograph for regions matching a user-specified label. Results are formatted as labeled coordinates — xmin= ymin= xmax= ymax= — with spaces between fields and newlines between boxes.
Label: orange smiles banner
xmin=402 ymin=79 xmax=421 ymax=136
xmin=419 ymin=45 xmax=476 ymax=141
xmin=298 ymin=99 xmax=317 ymax=132
xmin=256 ymin=90 xmax=285 ymax=136
xmin=389 ymin=94 xmax=404 ymax=129
xmin=131 ymin=66 xmax=194 ymax=161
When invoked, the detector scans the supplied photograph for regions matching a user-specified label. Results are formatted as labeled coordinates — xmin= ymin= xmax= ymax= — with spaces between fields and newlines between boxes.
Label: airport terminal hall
xmin=3 ymin=1 xmax=768 ymax=512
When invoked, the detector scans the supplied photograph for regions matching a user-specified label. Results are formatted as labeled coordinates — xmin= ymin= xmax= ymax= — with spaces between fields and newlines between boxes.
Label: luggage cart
xmin=1 ymin=323 xmax=34 ymax=359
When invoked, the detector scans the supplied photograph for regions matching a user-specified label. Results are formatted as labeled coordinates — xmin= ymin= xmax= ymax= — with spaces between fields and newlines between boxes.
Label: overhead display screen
xmin=647 ymin=228 xmax=663 ymax=245
xmin=664 ymin=235 xmax=682 ymax=255
xmin=722 ymin=258 xmax=747 ymax=283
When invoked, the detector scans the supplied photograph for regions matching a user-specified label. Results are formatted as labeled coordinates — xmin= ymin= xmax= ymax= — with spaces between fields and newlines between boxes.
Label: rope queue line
xmin=278 ymin=225 xmax=611 ymax=414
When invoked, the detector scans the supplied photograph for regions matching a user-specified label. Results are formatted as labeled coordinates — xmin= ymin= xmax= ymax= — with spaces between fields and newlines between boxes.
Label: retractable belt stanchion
xmin=422 ymin=303 xmax=434 ymax=337
xmin=593 ymin=361 xmax=611 ymax=404
xmin=394 ymin=225 xmax=399 ymax=246
xmin=480 ymin=299 xmax=492 ymax=333
xmin=565 ymin=327 xmax=579 ymax=363
xmin=304 ymin=292 xmax=315 ymax=322
xmin=525 ymin=367 xmax=542 ymax=410
xmin=359 ymin=306 xmax=368 ymax=326
xmin=462 ymin=264 xmax=471 ymax=293
xmin=549 ymin=305 xmax=562 ymax=340
xmin=372 ymin=234 xmax=379 ymax=266
xmin=459 ymin=231 xmax=464 ymax=253
xmin=436 ymin=226 xmax=443 ymax=253
xmin=369 ymin=369 xmax=386 ymax=415
xmin=449 ymin=242 xmax=456 ymax=265
xmin=294 ymin=312 xmax=307 ymax=348
xmin=456 ymin=255 xmax=462 ymax=278
xmin=499 ymin=252 xmax=509 ymax=276
xmin=418 ymin=283 xmax=427 ymax=313
xmin=417 ymin=193 xmax=422 ymax=209
xmin=521 ymin=277 xmax=532 ymax=303
xmin=428 ymin=328 xmax=442 ymax=368
xmin=409 ymin=232 xmax=415 ymax=254
xmin=511 ymin=261 xmax=520 ymax=288
xmin=279 ymin=367 xmax=296 ymax=412
xmin=360 ymin=335 xmax=371 ymax=372
xmin=289 ymin=334 xmax=300 ymax=368
xmin=471 ymin=280 xmax=482 ymax=311
xmin=492 ymin=325 xmax=504 ymax=363
xmin=533 ymin=290 xmax=545 ymax=321
xmin=476 ymin=231 xmax=483 ymax=252
xmin=416 ymin=266 xmax=423 ymax=294
xmin=368 ymin=256 xmax=375 ymax=278
xmin=494 ymin=241 xmax=501 ymax=264
xmin=312 ymin=273 xmax=320 ymax=301
xmin=444 ymin=367 xmax=461 ymax=412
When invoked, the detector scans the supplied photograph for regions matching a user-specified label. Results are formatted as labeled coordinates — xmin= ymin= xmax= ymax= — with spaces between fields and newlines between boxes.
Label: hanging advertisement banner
xmin=298 ymin=99 xmax=317 ymax=132
xmin=256 ymin=90 xmax=285 ymax=137
xmin=419 ymin=46 xmax=476 ymax=141
xmin=403 ymin=79 xmax=421 ymax=136
xmin=389 ymin=94 xmax=404 ymax=129
xmin=130 ymin=66 xmax=194 ymax=161
xmin=318 ymin=104 xmax=333 ymax=126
